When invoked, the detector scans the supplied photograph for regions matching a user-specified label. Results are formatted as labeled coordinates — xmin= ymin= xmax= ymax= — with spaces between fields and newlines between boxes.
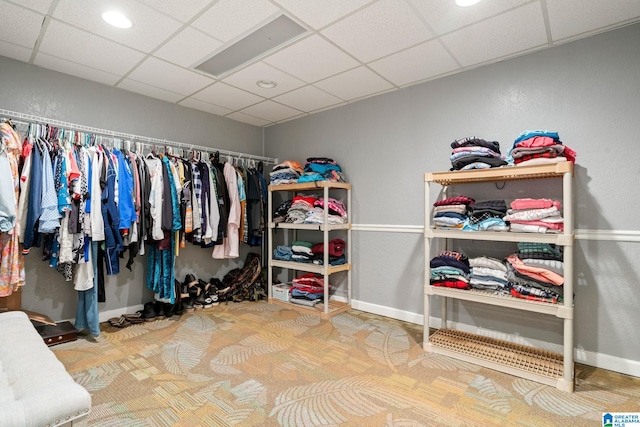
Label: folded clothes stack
xmin=290 ymin=273 xmax=331 ymax=301
xmin=463 ymin=199 xmax=509 ymax=232
xmin=508 ymin=130 xmax=576 ymax=166
xmin=285 ymin=194 xmax=318 ymax=223
xmin=298 ymin=157 xmax=347 ymax=183
xmin=469 ymin=256 xmax=509 ymax=294
xmin=504 ymin=198 xmax=564 ymax=234
xmin=432 ymin=195 xmax=475 ymax=229
xmin=305 ymin=197 xmax=348 ymax=224
xmin=450 ymin=136 xmax=508 ymax=170
xmin=270 ymin=160 xmax=304 ymax=185
xmin=429 ymin=250 xmax=471 ymax=289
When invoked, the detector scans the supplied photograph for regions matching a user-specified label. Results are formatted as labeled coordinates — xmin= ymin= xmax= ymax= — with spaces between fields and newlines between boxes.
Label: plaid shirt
xmin=191 ymin=161 xmax=203 ymax=241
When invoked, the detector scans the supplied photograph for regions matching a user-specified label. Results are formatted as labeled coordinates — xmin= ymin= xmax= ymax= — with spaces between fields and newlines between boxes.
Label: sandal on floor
xmin=108 ymin=316 xmax=131 ymax=328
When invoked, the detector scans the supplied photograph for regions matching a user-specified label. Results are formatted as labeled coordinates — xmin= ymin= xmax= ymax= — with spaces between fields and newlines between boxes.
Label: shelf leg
xmin=423 ymin=291 xmax=430 ymax=349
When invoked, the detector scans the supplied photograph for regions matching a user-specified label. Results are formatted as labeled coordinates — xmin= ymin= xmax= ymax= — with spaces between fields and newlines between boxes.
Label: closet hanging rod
xmin=0 ymin=108 xmax=278 ymax=165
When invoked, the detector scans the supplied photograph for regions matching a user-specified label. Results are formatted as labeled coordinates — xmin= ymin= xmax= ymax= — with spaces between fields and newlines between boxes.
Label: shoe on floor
xmin=181 ymin=274 xmax=198 ymax=299
xmin=210 ymin=277 xmax=229 ymax=295
xmin=142 ymin=302 xmax=157 ymax=322
xmin=154 ymin=301 xmax=166 ymax=320
xmin=195 ymin=280 xmax=217 ymax=309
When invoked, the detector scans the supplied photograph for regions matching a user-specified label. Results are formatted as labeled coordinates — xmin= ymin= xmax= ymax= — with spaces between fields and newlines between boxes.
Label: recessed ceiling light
xmin=256 ymin=80 xmax=277 ymax=89
xmin=102 ymin=11 xmax=133 ymax=29
xmin=456 ymin=0 xmax=482 ymax=6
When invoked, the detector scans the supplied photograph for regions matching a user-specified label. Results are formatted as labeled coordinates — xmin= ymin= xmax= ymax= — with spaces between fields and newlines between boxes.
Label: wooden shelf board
xmin=269 ymin=222 xmax=350 ymax=231
xmin=426 ymin=228 xmax=573 ymax=245
xmin=268 ymin=298 xmax=351 ymax=319
xmin=271 ymin=260 xmax=351 ymax=275
xmin=269 ymin=181 xmax=351 ymax=192
xmin=425 ymin=161 xmax=573 ymax=185
xmin=425 ymin=329 xmax=572 ymax=391
xmin=425 ymin=285 xmax=572 ymax=317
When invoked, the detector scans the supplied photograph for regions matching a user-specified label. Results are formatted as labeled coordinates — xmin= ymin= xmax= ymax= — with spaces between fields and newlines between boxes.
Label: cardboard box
xmin=272 ymin=283 xmax=292 ymax=302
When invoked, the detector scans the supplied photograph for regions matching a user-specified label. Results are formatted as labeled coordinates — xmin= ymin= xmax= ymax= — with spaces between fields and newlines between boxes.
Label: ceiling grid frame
xmin=0 ymin=0 xmax=638 ymax=126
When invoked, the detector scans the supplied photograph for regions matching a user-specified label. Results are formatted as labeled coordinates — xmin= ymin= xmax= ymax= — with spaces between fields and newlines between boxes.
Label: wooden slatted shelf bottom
xmin=425 ymin=329 xmax=572 ymax=391
xmin=268 ymin=298 xmax=351 ymax=319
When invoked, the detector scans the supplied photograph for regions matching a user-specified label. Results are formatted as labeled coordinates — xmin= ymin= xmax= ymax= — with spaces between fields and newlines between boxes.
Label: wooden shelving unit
xmin=267 ymin=181 xmax=352 ymax=318
xmin=424 ymin=162 xmax=575 ymax=392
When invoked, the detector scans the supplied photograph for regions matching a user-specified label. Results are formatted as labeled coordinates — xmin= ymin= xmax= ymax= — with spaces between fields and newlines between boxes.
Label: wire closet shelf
xmin=0 ymin=108 xmax=278 ymax=166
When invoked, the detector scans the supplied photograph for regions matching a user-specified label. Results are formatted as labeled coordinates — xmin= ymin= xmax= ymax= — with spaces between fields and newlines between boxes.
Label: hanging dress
xmin=0 ymin=122 xmax=25 ymax=296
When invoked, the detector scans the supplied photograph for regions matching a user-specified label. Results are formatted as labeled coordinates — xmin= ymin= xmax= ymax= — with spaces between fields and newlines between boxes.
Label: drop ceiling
xmin=1 ymin=0 xmax=639 ymax=127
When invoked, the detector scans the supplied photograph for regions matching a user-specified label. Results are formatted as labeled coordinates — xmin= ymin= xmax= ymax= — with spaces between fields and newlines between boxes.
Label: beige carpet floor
xmin=52 ymin=301 xmax=640 ymax=426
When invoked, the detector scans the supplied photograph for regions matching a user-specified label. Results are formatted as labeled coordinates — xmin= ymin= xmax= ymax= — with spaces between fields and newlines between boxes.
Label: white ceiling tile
xmin=321 ymin=0 xmax=432 ymax=63
xmin=272 ymin=0 xmax=374 ymax=29
xmin=369 ymin=40 xmax=460 ymax=87
xmin=128 ymin=57 xmax=214 ymax=96
xmin=136 ymin=0 xmax=211 ymax=23
xmin=178 ymin=98 xmax=234 ymax=117
xmin=0 ymin=41 xmax=32 ymax=62
xmin=52 ymin=0 xmax=182 ymax=52
xmin=10 ymin=0 xmax=52 ymax=14
xmin=117 ymin=78 xmax=184 ymax=103
xmin=226 ymin=112 xmax=270 ymax=127
xmin=547 ymin=0 xmax=640 ymax=41
xmin=408 ymin=0 xmax=530 ymax=35
xmin=263 ymin=34 xmax=359 ymax=83
xmin=314 ymin=66 xmax=394 ymax=101
xmin=192 ymin=0 xmax=280 ymax=42
xmin=34 ymin=53 xmax=121 ymax=85
xmin=154 ymin=27 xmax=222 ymax=68
xmin=192 ymin=82 xmax=264 ymax=111
xmin=239 ymin=100 xmax=302 ymax=122
xmin=441 ymin=2 xmax=547 ymax=67
xmin=273 ymin=85 xmax=343 ymax=112
xmin=38 ymin=20 xmax=145 ymax=76
xmin=222 ymin=61 xmax=306 ymax=97
xmin=0 ymin=2 xmax=44 ymax=48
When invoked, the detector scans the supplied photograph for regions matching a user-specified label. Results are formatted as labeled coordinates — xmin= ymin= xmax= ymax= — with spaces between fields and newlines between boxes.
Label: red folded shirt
xmin=311 ymin=238 xmax=345 ymax=257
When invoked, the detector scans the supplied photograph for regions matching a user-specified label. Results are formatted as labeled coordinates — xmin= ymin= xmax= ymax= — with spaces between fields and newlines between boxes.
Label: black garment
xmin=161 ymin=159 xmax=173 ymax=231
xmin=136 ymin=156 xmax=151 ymax=242
xmin=451 ymin=137 xmax=502 ymax=154
xmin=97 ymin=244 xmax=106 ymax=303
xmin=211 ymin=162 xmax=229 ymax=240
xmin=429 ymin=251 xmax=470 ymax=274
xmin=450 ymin=155 xmax=508 ymax=170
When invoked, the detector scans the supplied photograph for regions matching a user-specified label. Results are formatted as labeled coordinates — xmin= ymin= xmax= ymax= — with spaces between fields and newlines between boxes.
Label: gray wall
xmin=265 ymin=23 xmax=640 ymax=364
xmin=0 ymin=55 xmax=265 ymax=320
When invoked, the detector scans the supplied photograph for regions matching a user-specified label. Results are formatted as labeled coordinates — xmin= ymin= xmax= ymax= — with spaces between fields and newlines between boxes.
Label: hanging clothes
xmin=0 ymin=122 xmax=25 ymax=296
xmin=212 ymin=162 xmax=241 ymax=259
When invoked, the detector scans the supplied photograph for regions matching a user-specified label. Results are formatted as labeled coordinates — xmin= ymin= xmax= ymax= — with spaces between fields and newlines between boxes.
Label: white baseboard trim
xmin=351 ymin=299 xmax=640 ymax=378
xmin=62 ymin=305 xmax=145 ymax=325
xmin=98 ymin=305 xmax=145 ymax=323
